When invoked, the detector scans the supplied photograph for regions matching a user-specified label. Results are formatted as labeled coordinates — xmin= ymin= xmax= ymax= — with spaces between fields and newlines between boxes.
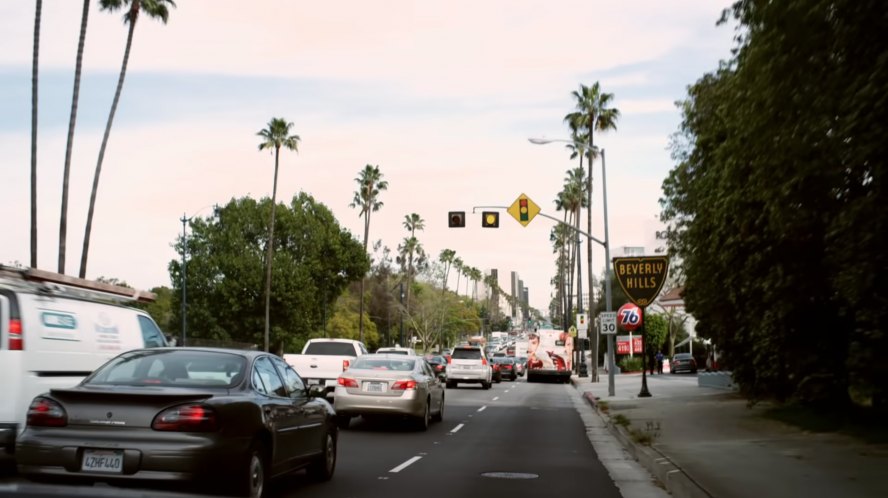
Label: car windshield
xmin=452 ymin=348 xmax=482 ymax=360
xmin=86 ymin=350 xmax=247 ymax=388
xmin=352 ymin=357 xmax=415 ymax=371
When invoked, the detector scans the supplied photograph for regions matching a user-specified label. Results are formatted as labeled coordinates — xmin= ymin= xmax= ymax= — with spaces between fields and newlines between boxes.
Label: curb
xmin=576 ymin=382 xmax=713 ymax=498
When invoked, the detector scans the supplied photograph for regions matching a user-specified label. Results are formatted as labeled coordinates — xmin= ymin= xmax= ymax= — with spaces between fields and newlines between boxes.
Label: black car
xmin=492 ymin=357 xmax=518 ymax=381
xmin=15 ymin=348 xmax=338 ymax=497
xmin=671 ymin=353 xmax=698 ymax=374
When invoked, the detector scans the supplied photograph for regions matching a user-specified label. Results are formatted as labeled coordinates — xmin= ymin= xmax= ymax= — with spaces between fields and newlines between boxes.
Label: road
xmin=0 ymin=378 xmax=626 ymax=498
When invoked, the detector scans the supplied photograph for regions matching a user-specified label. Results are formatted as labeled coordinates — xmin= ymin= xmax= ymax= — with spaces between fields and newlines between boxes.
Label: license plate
xmin=82 ymin=449 xmax=123 ymax=473
xmin=307 ymin=379 xmax=320 ymax=386
xmin=363 ymin=381 xmax=386 ymax=393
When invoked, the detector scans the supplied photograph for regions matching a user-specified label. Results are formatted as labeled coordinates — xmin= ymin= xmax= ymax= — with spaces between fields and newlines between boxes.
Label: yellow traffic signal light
xmin=482 ymin=211 xmax=499 ymax=228
xmin=448 ymin=211 xmax=465 ymax=227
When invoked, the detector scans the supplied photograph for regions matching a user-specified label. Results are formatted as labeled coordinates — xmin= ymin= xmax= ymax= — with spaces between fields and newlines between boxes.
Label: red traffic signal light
xmin=448 ymin=211 xmax=465 ymax=228
xmin=482 ymin=211 xmax=499 ymax=228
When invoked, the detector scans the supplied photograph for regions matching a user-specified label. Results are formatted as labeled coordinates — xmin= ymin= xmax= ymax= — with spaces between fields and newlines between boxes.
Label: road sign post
xmin=612 ymin=256 xmax=669 ymax=398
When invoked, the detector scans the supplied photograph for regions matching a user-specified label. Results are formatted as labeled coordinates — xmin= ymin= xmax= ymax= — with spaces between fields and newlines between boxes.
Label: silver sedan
xmin=333 ymin=354 xmax=444 ymax=431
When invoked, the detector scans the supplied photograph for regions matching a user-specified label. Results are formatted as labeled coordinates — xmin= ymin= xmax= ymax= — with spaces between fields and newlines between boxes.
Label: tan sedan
xmin=333 ymin=354 xmax=444 ymax=431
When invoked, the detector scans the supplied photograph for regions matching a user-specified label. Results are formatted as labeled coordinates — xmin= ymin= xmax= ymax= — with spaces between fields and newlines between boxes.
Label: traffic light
xmin=448 ymin=211 xmax=465 ymax=228
xmin=481 ymin=211 xmax=499 ymax=228
xmin=519 ymin=198 xmax=529 ymax=222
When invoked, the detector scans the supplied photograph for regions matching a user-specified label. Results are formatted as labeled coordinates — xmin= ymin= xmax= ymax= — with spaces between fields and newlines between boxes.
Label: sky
xmin=0 ymin=1 xmax=736 ymax=314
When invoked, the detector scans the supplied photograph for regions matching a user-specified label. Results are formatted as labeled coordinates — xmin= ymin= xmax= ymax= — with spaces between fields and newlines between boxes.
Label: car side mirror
xmin=307 ymin=384 xmax=326 ymax=398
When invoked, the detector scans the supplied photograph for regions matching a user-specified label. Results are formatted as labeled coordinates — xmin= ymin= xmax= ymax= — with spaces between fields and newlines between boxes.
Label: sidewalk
xmin=571 ymin=370 xmax=888 ymax=498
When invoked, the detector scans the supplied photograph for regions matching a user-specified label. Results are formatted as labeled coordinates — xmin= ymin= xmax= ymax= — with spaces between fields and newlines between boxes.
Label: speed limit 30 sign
xmin=599 ymin=311 xmax=617 ymax=335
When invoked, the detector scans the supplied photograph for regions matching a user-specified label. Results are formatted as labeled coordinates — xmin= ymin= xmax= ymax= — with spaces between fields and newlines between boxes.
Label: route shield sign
xmin=612 ymin=256 xmax=669 ymax=307
xmin=507 ymin=193 xmax=541 ymax=227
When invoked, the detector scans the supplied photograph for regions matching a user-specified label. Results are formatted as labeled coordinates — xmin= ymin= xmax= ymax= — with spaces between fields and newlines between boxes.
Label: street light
xmin=529 ymin=138 xmax=616 ymax=397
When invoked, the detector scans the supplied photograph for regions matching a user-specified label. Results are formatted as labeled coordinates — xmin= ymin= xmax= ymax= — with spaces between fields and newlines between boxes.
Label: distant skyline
xmin=0 ymin=1 xmax=735 ymax=312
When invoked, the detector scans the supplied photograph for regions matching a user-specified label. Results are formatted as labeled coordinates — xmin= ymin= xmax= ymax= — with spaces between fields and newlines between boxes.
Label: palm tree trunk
xmin=264 ymin=146 xmax=281 ymax=352
xmin=358 ymin=211 xmax=370 ymax=343
xmin=61 ymin=0 xmax=90 ymax=272
xmin=31 ymin=0 xmax=42 ymax=269
xmin=586 ymin=134 xmax=597 ymax=380
xmin=79 ymin=11 xmax=137 ymax=278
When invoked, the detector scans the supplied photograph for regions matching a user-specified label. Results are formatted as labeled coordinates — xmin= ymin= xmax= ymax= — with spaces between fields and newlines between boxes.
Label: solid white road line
xmin=450 ymin=423 xmax=465 ymax=433
xmin=389 ymin=456 xmax=422 ymax=473
xmin=477 ymin=406 xmax=487 ymax=412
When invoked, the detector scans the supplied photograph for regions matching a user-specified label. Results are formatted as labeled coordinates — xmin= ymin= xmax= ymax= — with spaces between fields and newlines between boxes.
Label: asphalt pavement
xmin=571 ymin=368 xmax=888 ymax=498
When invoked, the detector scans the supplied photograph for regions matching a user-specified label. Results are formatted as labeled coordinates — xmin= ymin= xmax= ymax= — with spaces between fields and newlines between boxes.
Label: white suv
xmin=446 ymin=346 xmax=492 ymax=389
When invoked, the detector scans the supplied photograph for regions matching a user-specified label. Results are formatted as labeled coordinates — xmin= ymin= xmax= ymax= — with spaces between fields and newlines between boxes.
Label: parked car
xmin=671 ymin=353 xmax=698 ymax=374
xmin=1 ymin=266 xmax=168 ymax=461
xmin=333 ymin=354 xmax=444 ymax=431
xmin=492 ymin=357 xmax=518 ymax=381
xmin=15 ymin=348 xmax=338 ymax=497
xmin=424 ymin=355 xmax=448 ymax=381
xmin=445 ymin=346 xmax=492 ymax=389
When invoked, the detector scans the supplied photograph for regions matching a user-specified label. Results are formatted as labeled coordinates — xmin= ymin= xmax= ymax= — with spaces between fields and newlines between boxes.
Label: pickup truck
xmin=284 ymin=338 xmax=368 ymax=397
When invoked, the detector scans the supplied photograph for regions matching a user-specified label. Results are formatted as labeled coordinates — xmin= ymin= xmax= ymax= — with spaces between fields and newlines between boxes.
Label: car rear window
xmin=304 ymin=342 xmax=358 ymax=355
xmin=351 ymin=357 xmax=415 ymax=371
xmin=86 ymin=350 xmax=247 ymax=388
xmin=452 ymin=348 xmax=482 ymax=360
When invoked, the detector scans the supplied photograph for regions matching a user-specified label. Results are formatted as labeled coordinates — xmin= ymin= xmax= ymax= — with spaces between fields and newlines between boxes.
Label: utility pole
xmin=179 ymin=213 xmax=187 ymax=347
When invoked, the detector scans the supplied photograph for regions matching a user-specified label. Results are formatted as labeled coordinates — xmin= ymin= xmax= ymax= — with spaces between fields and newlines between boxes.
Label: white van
xmin=0 ymin=266 xmax=168 ymax=460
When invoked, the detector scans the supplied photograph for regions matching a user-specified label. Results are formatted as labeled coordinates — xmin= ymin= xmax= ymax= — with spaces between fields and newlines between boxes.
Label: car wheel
xmin=432 ymin=393 xmax=445 ymax=422
xmin=235 ymin=443 xmax=266 ymax=498
xmin=482 ymin=381 xmax=491 ymax=390
xmin=416 ymin=401 xmax=430 ymax=431
xmin=307 ymin=431 xmax=337 ymax=482
xmin=335 ymin=414 xmax=351 ymax=430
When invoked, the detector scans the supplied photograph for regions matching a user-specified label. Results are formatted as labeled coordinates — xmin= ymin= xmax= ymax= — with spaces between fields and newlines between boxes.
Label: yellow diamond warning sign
xmin=507 ymin=194 xmax=540 ymax=227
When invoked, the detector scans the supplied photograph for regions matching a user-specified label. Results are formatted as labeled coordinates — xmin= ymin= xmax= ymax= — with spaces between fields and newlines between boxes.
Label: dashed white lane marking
xmin=492 ymin=396 xmax=500 ymax=401
xmin=450 ymin=423 xmax=465 ymax=434
xmin=389 ymin=456 xmax=422 ymax=473
xmin=477 ymin=406 xmax=487 ymax=412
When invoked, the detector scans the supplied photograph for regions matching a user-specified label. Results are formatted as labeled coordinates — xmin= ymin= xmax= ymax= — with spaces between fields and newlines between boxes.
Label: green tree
xmin=30 ymin=0 xmax=42 ymax=269
xmin=661 ymin=0 xmax=888 ymax=407
xmin=169 ymin=194 xmax=367 ymax=354
xmin=134 ymin=286 xmax=174 ymax=333
xmin=256 ymin=117 xmax=300 ymax=352
xmin=438 ymin=249 xmax=455 ymax=293
xmin=401 ymin=213 xmax=424 ymax=310
xmin=350 ymin=164 xmax=388 ymax=344
xmin=79 ymin=0 xmax=176 ymax=278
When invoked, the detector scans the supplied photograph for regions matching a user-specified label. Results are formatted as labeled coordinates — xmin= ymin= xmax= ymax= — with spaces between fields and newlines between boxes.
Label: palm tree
xmin=257 ymin=117 xmax=301 ymax=352
xmin=564 ymin=81 xmax=619 ymax=314
xmin=565 ymin=81 xmax=619 ymax=380
xmin=453 ymin=257 xmax=464 ymax=296
xmin=350 ymin=164 xmax=388 ymax=343
xmin=79 ymin=0 xmax=176 ymax=278
xmin=31 ymin=0 xmax=43 ymax=269
xmin=57 ymin=0 xmax=91 ymax=273
xmin=401 ymin=213 xmax=424 ymax=312
xmin=439 ymin=249 xmax=455 ymax=292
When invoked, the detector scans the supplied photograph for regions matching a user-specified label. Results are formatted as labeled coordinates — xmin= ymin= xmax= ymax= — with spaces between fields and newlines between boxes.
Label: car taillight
xmin=342 ymin=359 xmax=350 ymax=371
xmin=26 ymin=397 xmax=67 ymax=427
xmin=152 ymin=404 xmax=217 ymax=432
xmin=481 ymin=358 xmax=488 ymax=366
xmin=446 ymin=356 xmax=451 ymax=364
xmin=338 ymin=376 xmax=359 ymax=388
xmin=8 ymin=319 xmax=23 ymax=350
xmin=435 ymin=365 xmax=444 ymax=371
xmin=391 ymin=380 xmax=416 ymax=391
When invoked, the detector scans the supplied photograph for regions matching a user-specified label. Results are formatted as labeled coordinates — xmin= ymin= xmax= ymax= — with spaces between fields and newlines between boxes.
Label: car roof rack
xmin=0 ymin=265 xmax=156 ymax=303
